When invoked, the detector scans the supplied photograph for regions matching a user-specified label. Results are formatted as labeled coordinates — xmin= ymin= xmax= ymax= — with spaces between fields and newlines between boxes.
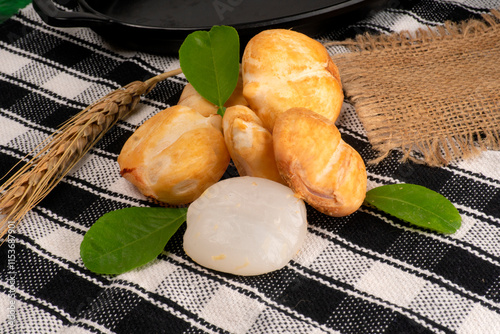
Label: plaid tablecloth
xmin=1 ymin=0 xmax=500 ymax=333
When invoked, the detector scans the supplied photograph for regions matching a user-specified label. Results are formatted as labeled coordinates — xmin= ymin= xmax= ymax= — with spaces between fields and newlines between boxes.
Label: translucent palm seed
xmin=183 ymin=176 xmax=307 ymax=276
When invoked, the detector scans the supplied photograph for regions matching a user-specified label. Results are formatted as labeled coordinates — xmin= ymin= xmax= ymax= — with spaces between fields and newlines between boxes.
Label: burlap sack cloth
xmin=329 ymin=9 xmax=500 ymax=166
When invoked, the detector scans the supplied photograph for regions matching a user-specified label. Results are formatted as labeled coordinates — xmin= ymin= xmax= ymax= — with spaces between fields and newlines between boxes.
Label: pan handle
xmin=32 ymin=0 xmax=109 ymax=27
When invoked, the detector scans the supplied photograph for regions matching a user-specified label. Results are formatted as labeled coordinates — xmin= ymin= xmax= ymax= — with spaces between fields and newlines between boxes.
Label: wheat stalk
xmin=0 ymin=68 xmax=182 ymax=241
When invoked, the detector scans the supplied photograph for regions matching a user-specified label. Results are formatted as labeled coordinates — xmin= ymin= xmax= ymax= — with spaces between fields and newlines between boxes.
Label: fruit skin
xmin=242 ymin=29 xmax=343 ymax=132
xmin=222 ymin=105 xmax=284 ymax=184
xmin=118 ymin=105 xmax=230 ymax=205
xmin=273 ymin=108 xmax=367 ymax=217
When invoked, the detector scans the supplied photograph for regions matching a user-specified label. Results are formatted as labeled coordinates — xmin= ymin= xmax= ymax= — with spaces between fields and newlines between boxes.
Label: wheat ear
xmin=0 ymin=68 xmax=182 ymax=242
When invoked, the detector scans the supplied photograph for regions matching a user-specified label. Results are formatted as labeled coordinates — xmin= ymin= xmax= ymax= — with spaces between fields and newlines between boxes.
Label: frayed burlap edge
xmin=328 ymin=10 xmax=500 ymax=166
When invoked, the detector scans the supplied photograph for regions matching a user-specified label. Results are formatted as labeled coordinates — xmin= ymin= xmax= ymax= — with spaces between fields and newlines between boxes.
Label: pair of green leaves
xmin=179 ymin=25 xmax=240 ymax=116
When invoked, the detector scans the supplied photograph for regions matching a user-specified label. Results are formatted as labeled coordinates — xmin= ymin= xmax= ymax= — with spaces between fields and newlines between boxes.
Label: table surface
xmin=1 ymin=1 xmax=500 ymax=333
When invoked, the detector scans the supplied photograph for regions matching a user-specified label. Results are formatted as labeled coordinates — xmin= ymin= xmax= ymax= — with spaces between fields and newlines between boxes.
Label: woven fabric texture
xmin=1 ymin=0 xmax=500 ymax=333
xmin=331 ymin=9 xmax=500 ymax=166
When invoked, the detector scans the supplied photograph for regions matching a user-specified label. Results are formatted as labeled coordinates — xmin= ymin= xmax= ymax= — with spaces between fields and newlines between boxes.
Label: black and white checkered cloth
xmin=1 ymin=0 xmax=500 ymax=333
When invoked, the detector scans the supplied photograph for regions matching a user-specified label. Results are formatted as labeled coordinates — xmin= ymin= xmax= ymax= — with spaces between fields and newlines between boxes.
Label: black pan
xmin=33 ymin=0 xmax=386 ymax=54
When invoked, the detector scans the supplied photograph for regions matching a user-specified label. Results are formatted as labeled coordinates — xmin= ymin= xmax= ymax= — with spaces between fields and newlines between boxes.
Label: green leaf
xmin=179 ymin=25 xmax=240 ymax=117
xmin=80 ymin=207 xmax=187 ymax=275
xmin=364 ymin=184 xmax=461 ymax=234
